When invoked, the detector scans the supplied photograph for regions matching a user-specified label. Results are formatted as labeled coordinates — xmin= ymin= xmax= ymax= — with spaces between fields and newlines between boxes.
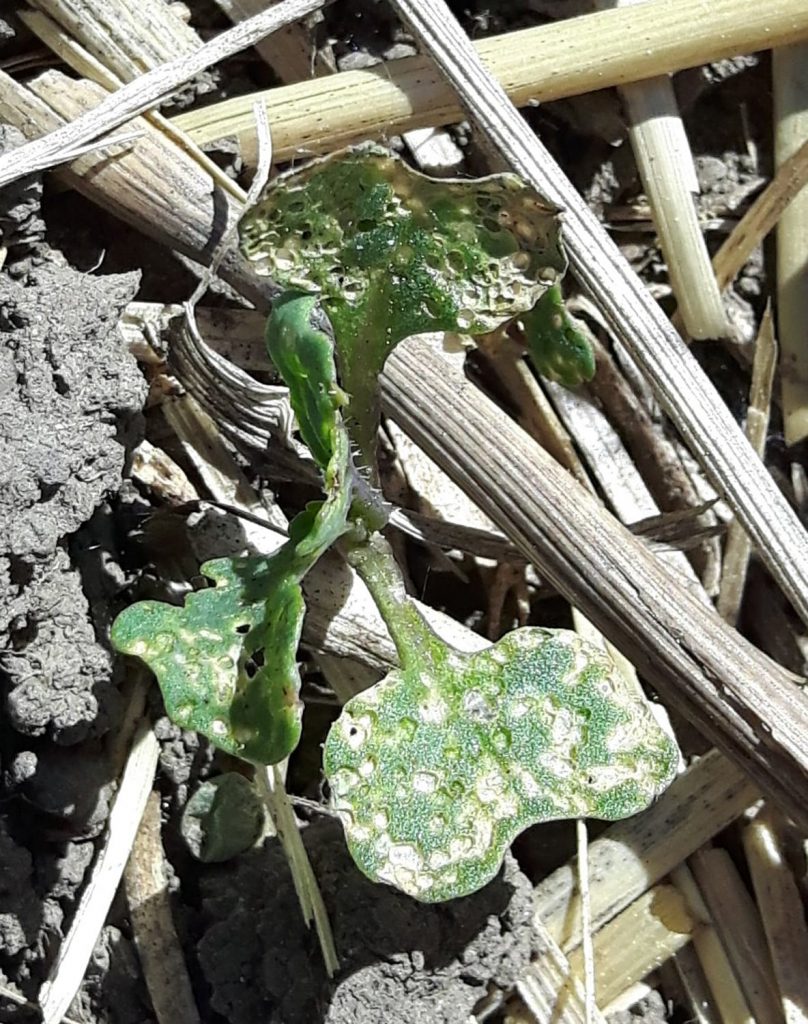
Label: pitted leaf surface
xmin=324 ymin=627 xmax=678 ymax=902
xmin=112 ymin=367 xmax=353 ymax=765
xmin=240 ymin=144 xmax=566 ymax=457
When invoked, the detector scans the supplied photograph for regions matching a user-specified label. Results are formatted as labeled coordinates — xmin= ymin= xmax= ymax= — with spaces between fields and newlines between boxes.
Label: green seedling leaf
xmin=240 ymin=144 xmax=566 ymax=459
xmin=112 ymin=340 xmax=354 ymax=764
xmin=324 ymin=626 xmax=678 ymax=902
xmin=267 ymin=290 xmax=347 ymax=471
xmin=181 ymin=773 xmax=266 ymax=862
xmin=521 ymin=283 xmax=595 ymax=388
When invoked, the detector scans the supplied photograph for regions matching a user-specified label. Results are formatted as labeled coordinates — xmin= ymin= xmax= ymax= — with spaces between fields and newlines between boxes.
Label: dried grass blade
xmin=38 ymin=721 xmax=160 ymax=1024
xmin=717 ymin=307 xmax=777 ymax=624
xmin=774 ymin=42 xmax=808 ymax=446
xmin=125 ymin=792 xmax=202 ymax=1024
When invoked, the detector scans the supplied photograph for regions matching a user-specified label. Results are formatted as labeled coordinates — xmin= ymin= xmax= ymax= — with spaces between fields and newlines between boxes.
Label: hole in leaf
xmin=446 ymin=250 xmax=465 ymax=274
xmin=243 ymin=649 xmax=265 ymax=679
xmin=235 ymin=623 xmax=250 ymax=635
xmin=423 ymin=296 xmax=443 ymax=318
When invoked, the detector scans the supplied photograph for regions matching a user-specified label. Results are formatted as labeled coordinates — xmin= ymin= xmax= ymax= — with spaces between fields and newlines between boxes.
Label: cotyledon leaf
xmin=112 ymin=393 xmax=354 ymax=765
xmin=239 ymin=144 xmax=566 ymax=461
xmin=323 ymin=626 xmax=679 ymax=903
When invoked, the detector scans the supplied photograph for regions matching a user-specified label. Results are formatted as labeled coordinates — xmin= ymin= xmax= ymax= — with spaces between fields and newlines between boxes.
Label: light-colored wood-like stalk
xmin=388 ymin=0 xmax=808 ymax=636
xmin=124 ymin=792 xmax=202 ymax=1024
xmin=712 ymin=135 xmax=808 ymax=292
xmin=533 ymin=749 xmax=758 ymax=952
xmin=515 ymin=927 xmax=608 ymax=1024
xmin=743 ymin=811 xmax=808 ymax=1024
xmin=717 ymin=307 xmax=777 ymax=625
xmin=18 ymin=4 xmax=245 ymax=205
xmin=595 ymin=0 xmax=728 ymax=340
xmin=690 ymin=847 xmax=785 ymax=1024
xmin=671 ymin=864 xmax=755 ymax=1024
xmin=774 ymin=43 xmax=808 ymax=446
xmin=566 ymin=885 xmax=693 ymax=1009
xmin=669 ymin=944 xmax=723 ymax=1024
xmin=0 ymin=0 xmax=325 ymax=188
xmin=38 ymin=721 xmax=160 ymax=1024
xmin=172 ymin=0 xmax=808 ymax=161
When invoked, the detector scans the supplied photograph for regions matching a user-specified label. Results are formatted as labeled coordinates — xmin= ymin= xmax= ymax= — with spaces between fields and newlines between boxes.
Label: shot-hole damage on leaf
xmin=113 ymin=145 xmax=678 ymax=908
xmin=324 ymin=624 xmax=678 ymax=902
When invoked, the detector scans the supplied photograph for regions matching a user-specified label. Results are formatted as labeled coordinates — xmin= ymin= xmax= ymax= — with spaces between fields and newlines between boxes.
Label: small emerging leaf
xmin=324 ymin=627 xmax=678 ymax=902
xmin=521 ymin=284 xmax=595 ymax=388
xmin=240 ymin=144 xmax=566 ymax=460
xmin=266 ymin=291 xmax=346 ymax=471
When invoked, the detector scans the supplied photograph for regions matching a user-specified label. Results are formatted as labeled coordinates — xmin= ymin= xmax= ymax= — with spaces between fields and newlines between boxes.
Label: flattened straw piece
xmin=743 ymin=811 xmax=808 ymax=1024
xmin=516 ymin=928 xmax=608 ymax=1024
xmin=717 ymin=307 xmax=777 ymax=625
xmin=566 ymin=886 xmax=693 ymax=1010
xmin=38 ymin=721 xmax=160 ymax=1024
xmin=0 ymin=0 xmax=327 ymax=188
xmin=669 ymin=944 xmax=724 ymax=1024
xmin=125 ymin=792 xmax=202 ymax=1024
xmin=671 ymin=864 xmax=755 ymax=1024
xmin=773 ymin=43 xmax=808 ymax=446
xmin=690 ymin=847 xmax=785 ymax=1024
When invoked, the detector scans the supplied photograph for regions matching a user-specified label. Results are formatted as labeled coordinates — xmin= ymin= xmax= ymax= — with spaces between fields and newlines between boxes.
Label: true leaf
xmin=112 ymin=348 xmax=353 ymax=764
xmin=240 ymin=144 xmax=566 ymax=460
